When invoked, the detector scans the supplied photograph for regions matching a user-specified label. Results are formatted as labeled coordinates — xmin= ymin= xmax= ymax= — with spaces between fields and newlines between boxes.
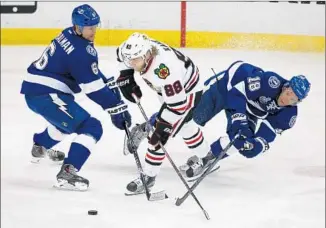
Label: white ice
xmin=1 ymin=46 xmax=325 ymax=228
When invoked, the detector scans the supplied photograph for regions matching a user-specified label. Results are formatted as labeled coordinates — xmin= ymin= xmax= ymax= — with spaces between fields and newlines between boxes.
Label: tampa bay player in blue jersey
xmin=20 ymin=4 xmax=132 ymax=191
xmin=178 ymin=60 xmax=311 ymax=180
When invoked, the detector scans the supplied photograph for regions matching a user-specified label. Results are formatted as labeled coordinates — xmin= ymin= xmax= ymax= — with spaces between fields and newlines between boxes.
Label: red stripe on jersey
xmin=170 ymin=93 xmax=194 ymax=112
xmin=185 ymin=68 xmax=199 ymax=90
xmin=185 ymin=69 xmax=199 ymax=91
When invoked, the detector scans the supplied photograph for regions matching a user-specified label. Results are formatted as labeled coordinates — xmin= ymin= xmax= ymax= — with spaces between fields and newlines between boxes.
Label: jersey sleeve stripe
xmin=25 ymin=73 xmax=74 ymax=94
xmin=166 ymin=106 xmax=186 ymax=115
xmin=185 ymin=70 xmax=200 ymax=93
xmin=79 ymin=78 xmax=106 ymax=94
xmin=168 ymin=93 xmax=194 ymax=113
xmin=183 ymin=63 xmax=196 ymax=88
xmin=166 ymin=98 xmax=187 ymax=107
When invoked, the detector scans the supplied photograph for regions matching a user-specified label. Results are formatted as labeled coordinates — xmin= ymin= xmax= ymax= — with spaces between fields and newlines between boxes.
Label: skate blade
xmin=31 ymin=157 xmax=43 ymax=164
xmin=125 ymin=190 xmax=168 ymax=201
xmin=187 ymin=165 xmax=221 ymax=182
xmin=125 ymin=190 xmax=145 ymax=196
xmin=31 ymin=157 xmax=63 ymax=165
xmin=53 ymin=179 xmax=88 ymax=191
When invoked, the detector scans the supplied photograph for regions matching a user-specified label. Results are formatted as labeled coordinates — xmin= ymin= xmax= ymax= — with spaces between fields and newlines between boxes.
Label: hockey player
xmin=116 ymin=33 xmax=211 ymax=193
xmin=178 ymin=60 xmax=311 ymax=180
xmin=20 ymin=4 xmax=132 ymax=191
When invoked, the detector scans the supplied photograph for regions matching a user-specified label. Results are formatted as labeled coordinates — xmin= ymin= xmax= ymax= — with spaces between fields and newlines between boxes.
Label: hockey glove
xmin=107 ymin=102 xmax=132 ymax=130
xmin=148 ymin=119 xmax=173 ymax=150
xmin=105 ymin=76 xmax=123 ymax=100
xmin=228 ymin=112 xmax=253 ymax=139
xmin=149 ymin=112 xmax=159 ymax=127
xmin=234 ymin=136 xmax=269 ymax=158
xmin=117 ymin=69 xmax=142 ymax=103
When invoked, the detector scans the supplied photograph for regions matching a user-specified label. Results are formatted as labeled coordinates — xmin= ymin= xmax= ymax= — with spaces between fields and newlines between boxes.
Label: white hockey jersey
xmin=117 ymin=39 xmax=202 ymax=126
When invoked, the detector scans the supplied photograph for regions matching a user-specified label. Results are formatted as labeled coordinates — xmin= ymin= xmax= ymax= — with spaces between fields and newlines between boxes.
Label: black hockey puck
xmin=88 ymin=210 xmax=98 ymax=215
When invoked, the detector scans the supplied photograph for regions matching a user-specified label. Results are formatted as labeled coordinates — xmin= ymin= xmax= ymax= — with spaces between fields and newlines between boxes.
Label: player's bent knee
xmin=76 ymin=117 xmax=103 ymax=142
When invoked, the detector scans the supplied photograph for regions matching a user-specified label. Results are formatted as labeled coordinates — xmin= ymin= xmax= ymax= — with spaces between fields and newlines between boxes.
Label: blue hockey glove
xmin=107 ymin=102 xmax=132 ymax=130
xmin=149 ymin=112 xmax=159 ymax=127
xmin=234 ymin=136 xmax=269 ymax=158
xmin=228 ymin=113 xmax=253 ymax=139
xmin=106 ymin=76 xmax=122 ymax=100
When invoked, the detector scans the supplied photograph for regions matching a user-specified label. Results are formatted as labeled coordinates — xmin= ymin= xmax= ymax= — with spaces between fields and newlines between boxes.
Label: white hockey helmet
xmin=121 ymin=32 xmax=152 ymax=63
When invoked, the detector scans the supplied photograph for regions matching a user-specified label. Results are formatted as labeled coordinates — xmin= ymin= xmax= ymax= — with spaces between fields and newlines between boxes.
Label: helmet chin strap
xmin=78 ymin=26 xmax=84 ymax=34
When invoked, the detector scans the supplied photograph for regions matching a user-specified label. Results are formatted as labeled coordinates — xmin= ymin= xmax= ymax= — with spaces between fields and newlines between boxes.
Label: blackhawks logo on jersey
xmin=154 ymin=63 xmax=170 ymax=79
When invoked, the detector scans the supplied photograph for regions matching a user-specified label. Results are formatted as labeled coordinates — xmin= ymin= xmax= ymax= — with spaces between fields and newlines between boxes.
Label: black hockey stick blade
xmin=125 ymin=189 xmax=168 ymax=201
xmin=149 ymin=190 xmax=169 ymax=201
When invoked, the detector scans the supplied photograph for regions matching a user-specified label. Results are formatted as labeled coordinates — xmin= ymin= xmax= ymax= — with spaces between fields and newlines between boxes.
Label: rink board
xmin=1 ymin=2 xmax=324 ymax=52
xmin=1 ymin=28 xmax=324 ymax=52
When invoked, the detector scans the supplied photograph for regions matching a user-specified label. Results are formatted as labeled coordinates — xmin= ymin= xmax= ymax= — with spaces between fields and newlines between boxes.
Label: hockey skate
xmin=125 ymin=174 xmax=156 ymax=195
xmin=123 ymin=122 xmax=150 ymax=155
xmin=47 ymin=149 xmax=65 ymax=162
xmin=179 ymin=152 xmax=219 ymax=182
xmin=54 ymin=164 xmax=89 ymax=191
xmin=31 ymin=143 xmax=46 ymax=163
xmin=31 ymin=143 xmax=65 ymax=163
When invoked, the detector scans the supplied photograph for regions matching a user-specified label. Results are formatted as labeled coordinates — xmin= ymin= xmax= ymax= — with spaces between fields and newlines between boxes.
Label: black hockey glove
xmin=148 ymin=119 xmax=173 ymax=151
xmin=117 ymin=69 xmax=142 ymax=103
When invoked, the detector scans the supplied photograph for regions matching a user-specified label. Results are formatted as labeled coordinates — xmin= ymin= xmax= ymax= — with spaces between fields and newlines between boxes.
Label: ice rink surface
xmin=1 ymin=46 xmax=325 ymax=228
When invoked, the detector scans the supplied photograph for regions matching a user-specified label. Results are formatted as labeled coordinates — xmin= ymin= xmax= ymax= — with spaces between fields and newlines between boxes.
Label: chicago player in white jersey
xmin=116 ymin=33 xmax=211 ymax=194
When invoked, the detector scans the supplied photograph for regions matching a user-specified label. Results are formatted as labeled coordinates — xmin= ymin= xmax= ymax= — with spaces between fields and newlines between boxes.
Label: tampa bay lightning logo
xmin=259 ymin=96 xmax=271 ymax=104
xmin=268 ymin=76 xmax=281 ymax=89
xmin=86 ymin=45 xmax=97 ymax=57
xmin=266 ymin=100 xmax=279 ymax=111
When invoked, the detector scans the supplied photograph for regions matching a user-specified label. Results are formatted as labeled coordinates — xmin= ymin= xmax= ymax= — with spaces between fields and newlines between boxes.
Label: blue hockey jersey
xmin=20 ymin=27 xmax=120 ymax=110
xmin=196 ymin=61 xmax=298 ymax=135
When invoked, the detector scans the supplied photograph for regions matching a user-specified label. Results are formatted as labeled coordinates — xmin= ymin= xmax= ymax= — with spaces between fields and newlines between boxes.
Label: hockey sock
xmin=144 ymin=147 xmax=165 ymax=177
xmin=210 ymin=139 xmax=229 ymax=160
xmin=34 ymin=128 xmax=60 ymax=149
xmin=64 ymin=143 xmax=90 ymax=171
xmin=183 ymin=128 xmax=210 ymax=158
xmin=64 ymin=134 xmax=96 ymax=171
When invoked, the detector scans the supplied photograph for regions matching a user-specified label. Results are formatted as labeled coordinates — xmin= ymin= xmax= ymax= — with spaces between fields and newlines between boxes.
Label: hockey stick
xmin=124 ymin=123 xmax=168 ymax=201
xmin=175 ymin=132 xmax=240 ymax=206
xmin=132 ymin=95 xmax=210 ymax=220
